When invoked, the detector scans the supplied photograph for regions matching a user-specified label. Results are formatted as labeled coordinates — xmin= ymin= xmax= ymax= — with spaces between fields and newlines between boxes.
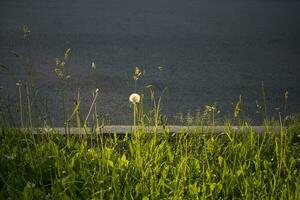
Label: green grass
xmin=1 ymin=117 xmax=300 ymax=199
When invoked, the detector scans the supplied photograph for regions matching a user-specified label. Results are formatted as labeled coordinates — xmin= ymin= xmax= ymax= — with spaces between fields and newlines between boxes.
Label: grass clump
xmin=1 ymin=117 xmax=300 ymax=199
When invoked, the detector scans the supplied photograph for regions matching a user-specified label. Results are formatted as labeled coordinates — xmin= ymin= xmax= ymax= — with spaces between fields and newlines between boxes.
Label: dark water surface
xmin=1 ymin=0 xmax=300 ymax=124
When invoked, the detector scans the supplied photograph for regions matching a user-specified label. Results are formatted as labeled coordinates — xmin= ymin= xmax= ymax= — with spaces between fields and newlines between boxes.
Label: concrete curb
xmin=21 ymin=125 xmax=283 ymax=134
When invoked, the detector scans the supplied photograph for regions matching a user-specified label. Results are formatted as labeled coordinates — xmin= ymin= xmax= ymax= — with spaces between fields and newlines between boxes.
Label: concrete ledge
xmin=20 ymin=125 xmax=283 ymax=134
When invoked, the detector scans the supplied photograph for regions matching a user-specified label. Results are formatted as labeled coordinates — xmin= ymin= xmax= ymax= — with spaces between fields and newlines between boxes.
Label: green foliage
xmin=0 ymin=122 xmax=300 ymax=199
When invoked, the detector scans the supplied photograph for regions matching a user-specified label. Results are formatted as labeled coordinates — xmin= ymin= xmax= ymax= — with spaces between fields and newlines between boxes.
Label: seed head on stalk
xmin=129 ymin=93 xmax=140 ymax=129
xmin=129 ymin=93 xmax=140 ymax=104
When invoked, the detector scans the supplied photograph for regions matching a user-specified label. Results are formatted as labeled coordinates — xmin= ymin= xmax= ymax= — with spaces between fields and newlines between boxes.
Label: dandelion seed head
xmin=129 ymin=93 xmax=140 ymax=104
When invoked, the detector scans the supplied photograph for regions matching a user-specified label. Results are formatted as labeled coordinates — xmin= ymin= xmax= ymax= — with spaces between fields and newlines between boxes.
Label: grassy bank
xmin=1 ymin=117 xmax=300 ymax=199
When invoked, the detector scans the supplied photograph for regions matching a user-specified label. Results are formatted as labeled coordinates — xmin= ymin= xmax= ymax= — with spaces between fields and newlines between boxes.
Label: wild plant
xmin=84 ymin=88 xmax=100 ymax=132
xmin=129 ymin=93 xmax=141 ymax=128
xmin=133 ymin=66 xmax=143 ymax=91
xmin=90 ymin=62 xmax=101 ymax=133
xmin=16 ymin=80 xmax=24 ymax=128
xmin=233 ymin=95 xmax=243 ymax=126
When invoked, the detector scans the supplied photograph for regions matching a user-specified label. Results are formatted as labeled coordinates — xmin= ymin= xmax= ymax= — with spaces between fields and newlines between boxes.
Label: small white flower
xmin=95 ymin=88 xmax=99 ymax=93
xmin=129 ymin=93 xmax=140 ymax=104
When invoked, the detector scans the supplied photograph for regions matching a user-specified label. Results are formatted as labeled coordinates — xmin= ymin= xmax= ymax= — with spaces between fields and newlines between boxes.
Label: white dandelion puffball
xmin=129 ymin=93 xmax=140 ymax=104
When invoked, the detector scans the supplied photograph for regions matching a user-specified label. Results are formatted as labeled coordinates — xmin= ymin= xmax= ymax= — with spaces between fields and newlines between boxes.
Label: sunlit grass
xmin=1 ymin=116 xmax=300 ymax=199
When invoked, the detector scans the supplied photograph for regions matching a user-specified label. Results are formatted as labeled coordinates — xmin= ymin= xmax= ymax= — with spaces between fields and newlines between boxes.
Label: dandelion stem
xmin=133 ymin=103 xmax=136 ymax=128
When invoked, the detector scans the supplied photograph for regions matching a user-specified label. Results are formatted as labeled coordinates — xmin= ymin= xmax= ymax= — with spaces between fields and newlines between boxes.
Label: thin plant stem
xmin=25 ymin=82 xmax=32 ymax=130
xmin=133 ymin=103 xmax=136 ymax=128
xmin=76 ymin=88 xmax=82 ymax=136
xmin=283 ymin=91 xmax=288 ymax=126
xmin=261 ymin=81 xmax=268 ymax=125
xmin=17 ymin=82 xmax=24 ymax=128
xmin=84 ymin=89 xmax=99 ymax=129
xmin=94 ymin=97 xmax=99 ymax=133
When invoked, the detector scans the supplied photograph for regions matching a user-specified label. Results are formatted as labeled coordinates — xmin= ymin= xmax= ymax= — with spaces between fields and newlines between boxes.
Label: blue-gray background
xmin=1 ymin=0 xmax=300 ymax=124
